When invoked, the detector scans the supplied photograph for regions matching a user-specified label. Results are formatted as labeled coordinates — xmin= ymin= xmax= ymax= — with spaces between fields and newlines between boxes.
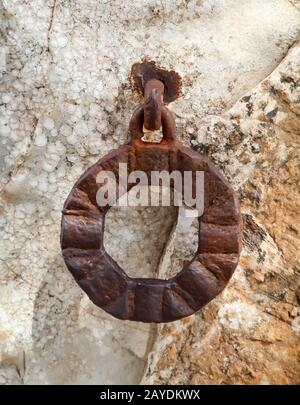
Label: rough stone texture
xmin=0 ymin=0 xmax=299 ymax=384
xmin=142 ymin=40 xmax=300 ymax=386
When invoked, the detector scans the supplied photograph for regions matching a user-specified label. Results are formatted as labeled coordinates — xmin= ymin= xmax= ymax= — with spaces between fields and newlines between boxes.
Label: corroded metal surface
xmin=143 ymin=79 xmax=164 ymax=131
xmin=61 ymin=103 xmax=241 ymax=323
xmin=131 ymin=60 xmax=182 ymax=104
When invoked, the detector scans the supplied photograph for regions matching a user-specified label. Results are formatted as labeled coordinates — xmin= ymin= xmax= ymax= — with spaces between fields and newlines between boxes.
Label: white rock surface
xmin=0 ymin=0 xmax=299 ymax=384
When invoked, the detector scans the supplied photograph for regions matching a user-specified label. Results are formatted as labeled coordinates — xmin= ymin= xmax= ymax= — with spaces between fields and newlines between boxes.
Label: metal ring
xmin=61 ymin=114 xmax=241 ymax=323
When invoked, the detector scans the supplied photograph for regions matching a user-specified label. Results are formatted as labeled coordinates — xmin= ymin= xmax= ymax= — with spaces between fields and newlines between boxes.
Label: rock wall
xmin=0 ymin=0 xmax=299 ymax=384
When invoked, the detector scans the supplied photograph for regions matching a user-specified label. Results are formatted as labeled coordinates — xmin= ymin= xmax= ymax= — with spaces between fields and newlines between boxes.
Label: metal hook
xmin=143 ymin=79 xmax=164 ymax=131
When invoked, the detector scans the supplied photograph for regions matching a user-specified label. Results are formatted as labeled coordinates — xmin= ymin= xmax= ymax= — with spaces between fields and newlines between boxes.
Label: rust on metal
xmin=131 ymin=59 xmax=182 ymax=104
xmin=61 ymin=63 xmax=242 ymax=323
xmin=143 ymin=78 xmax=164 ymax=131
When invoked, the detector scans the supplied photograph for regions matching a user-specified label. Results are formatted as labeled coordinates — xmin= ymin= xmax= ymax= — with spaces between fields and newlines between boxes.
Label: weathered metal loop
xmin=60 ymin=64 xmax=242 ymax=323
xmin=129 ymin=105 xmax=177 ymax=143
xmin=143 ymin=79 xmax=164 ymax=131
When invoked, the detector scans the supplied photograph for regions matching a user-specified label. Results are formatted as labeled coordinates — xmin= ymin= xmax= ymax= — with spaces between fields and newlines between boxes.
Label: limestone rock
xmin=142 ymin=40 xmax=300 ymax=386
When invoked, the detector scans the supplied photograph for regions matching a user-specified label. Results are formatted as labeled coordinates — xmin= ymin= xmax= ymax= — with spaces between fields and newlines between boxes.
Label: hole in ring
xmin=104 ymin=185 xmax=199 ymax=280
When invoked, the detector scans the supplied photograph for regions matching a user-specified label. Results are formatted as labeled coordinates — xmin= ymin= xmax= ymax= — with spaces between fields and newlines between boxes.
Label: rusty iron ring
xmin=60 ymin=104 xmax=241 ymax=323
